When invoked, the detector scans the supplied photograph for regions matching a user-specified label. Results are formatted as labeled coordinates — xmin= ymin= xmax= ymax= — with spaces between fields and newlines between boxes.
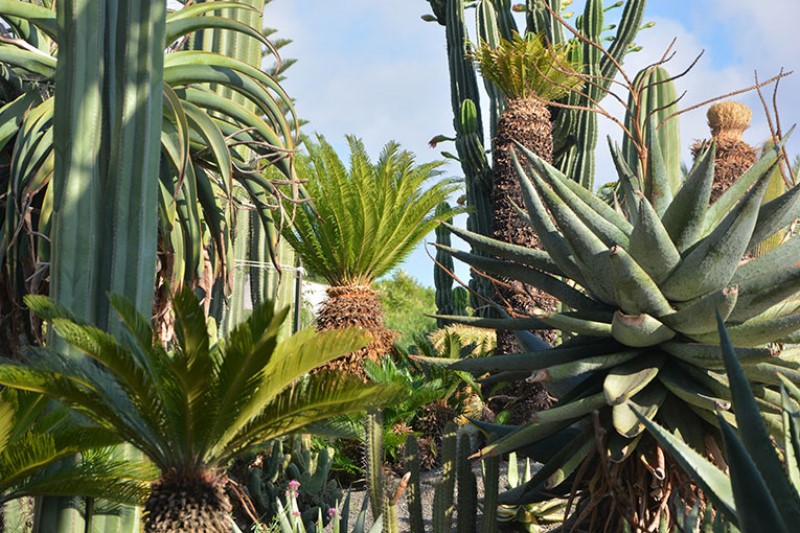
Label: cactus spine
xmin=753 ymin=138 xmax=788 ymax=257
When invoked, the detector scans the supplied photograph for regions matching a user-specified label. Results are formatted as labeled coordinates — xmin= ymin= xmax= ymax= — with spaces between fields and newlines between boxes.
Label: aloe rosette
xmin=429 ymin=129 xmax=800 ymax=528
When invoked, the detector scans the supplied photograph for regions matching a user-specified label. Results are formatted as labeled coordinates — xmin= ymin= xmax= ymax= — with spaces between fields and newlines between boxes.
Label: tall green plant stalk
xmin=197 ymin=0 xmax=298 ymax=337
xmin=45 ymin=0 xmax=166 ymax=531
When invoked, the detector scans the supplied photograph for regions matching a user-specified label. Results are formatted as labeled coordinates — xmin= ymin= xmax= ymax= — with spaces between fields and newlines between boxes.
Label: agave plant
xmin=639 ymin=313 xmax=800 ymax=533
xmin=430 ymin=124 xmax=800 ymax=529
xmin=280 ymin=135 xmax=461 ymax=377
xmin=0 ymin=288 xmax=400 ymax=532
xmin=0 ymin=387 xmax=152 ymax=524
xmin=0 ymin=0 xmax=298 ymax=352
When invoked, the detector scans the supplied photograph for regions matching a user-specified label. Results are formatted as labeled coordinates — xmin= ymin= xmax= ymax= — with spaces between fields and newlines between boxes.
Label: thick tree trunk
xmin=315 ymin=285 xmax=395 ymax=380
xmin=491 ymin=98 xmax=559 ymax=353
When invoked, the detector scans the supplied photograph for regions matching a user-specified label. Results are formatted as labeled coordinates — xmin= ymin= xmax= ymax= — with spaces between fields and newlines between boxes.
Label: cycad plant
xmin=0 ymin=388 xmax=152 ymax=528
xmin=0 ymin=288 xmax=400 ymax=532
xmin=473 ymin=31 xmax=581 ymax=350
xmin=433 ymin=125 xmax=800 ymax=529
xmin=281 ymin=135 xmax=461 ymax=377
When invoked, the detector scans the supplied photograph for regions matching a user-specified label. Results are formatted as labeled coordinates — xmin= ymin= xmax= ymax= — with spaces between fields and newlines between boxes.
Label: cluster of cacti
xmin=243 ymin=438 xmax=342 ymax=530
xmin=423 ymin=0 xmax=647 ymax=311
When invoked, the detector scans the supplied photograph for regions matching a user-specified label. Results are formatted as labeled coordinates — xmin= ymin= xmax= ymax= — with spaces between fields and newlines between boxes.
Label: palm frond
xmin=282 ymin=135 xmax=463 ymax=286
xmin=219 ymin=373 xmax=403 ymax=462
xmin=473 ymin=32 xmax=582 ymax=101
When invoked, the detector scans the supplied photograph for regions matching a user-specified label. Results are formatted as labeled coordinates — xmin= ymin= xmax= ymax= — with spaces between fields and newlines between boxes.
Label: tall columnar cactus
xmin=428 ymin=0 xmax=495 ymax=312
xmin=621 ymin=65 xmax=682 ymax=196
xmin=44 ymin=0 xmax=166 ymax=531
xmin=198 ymin=0 xmax=298 ymax=338
xmin=434 ymin=201 xmax=456 ymax=326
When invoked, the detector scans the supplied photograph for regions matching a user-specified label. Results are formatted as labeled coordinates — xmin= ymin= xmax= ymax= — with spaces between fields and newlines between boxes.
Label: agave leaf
xmin=479 ymin=392 xmax=608 ymax=458
xmin=660 ymin=143 xmax=715 ymax=251
xmin=448 ymin=339 xmax=624 ymax=374
xmin=428 ymin=314 xmax=550 ymax=331
xmin=661 ymin=286 xmax=738 ymax=336
xmin=643 ymin=117 xmax=673 ymax=216
xmin=748 ymin=178 xmax=800 ymax=252
xmin=544 ymin=350 xmax=642 ymax=382
xmin=718 ymin=412 xmax=789 ymax=533
xmin=611 ymin=312 xmax=675 ymax=347
xmin=636 ymin=413 xmax=738 ymax=523
xmin=497 ymin=426 xmax=594 ymax=506
xmin=514 ymin=141 xmax=632 ymax=242
xmin=165 ymin=16 xmax=271 ymax=50
xmin=534 ymin=310 xmax=613 ymax=337
xmin=165 ymin=1 xmax=258 ymax=22
xmin=661 ymin=342 xmax=775 ymax=370
xmin=434 ymin=244 xmax=600 ymax=311
xmin=607 ymin=136 xmax=641 ymax=220
xmin=441 ymin=222 xmax=564 ymax=275
xmin=613 ymin=381 xmax=667 ymax=437
xmin=604 ymin=352 xmax=666 ymax=405
xmin=609 ymin=244 xmax=673 ymax=316
xmin=704 ymin=130 xmax=792 ymax=233
xmin=659 ymin=363 xmax=731 ymax=413
xmin=661 ymin=166 xmax=773 ymax=301
xmin=628 ymin=192 xmax=682 ymax=283
xmin=717 ymin=312 xmax=800 ymax=526
xmin=512 ymin=150 xmax=586 ymax=283
xmin=696 ymin=311 xmax=800 ymax=347
xmin=0 ymin=0 xmax=57 ymax=39
xmin=0 ymin=47 xmax=56 ymax=78
xmin=780 ymin=385 xmax=800 ymax=495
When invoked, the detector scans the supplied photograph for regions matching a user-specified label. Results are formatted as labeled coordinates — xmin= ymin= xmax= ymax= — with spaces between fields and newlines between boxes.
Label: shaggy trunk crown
xmin=315 ymin=285 xmax=395 ymax=380
xmin=491 ymin=97 xmax=559 ymax=351
xmin=692 ymin=100 xmax=757 ymax=204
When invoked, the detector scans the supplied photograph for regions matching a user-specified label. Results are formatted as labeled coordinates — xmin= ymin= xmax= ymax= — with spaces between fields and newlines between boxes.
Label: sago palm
xmin=473 ymin=32 xmax=581 ymax=351
xmin=0 ymin=288 xmax=400 ymax=532
xmin=281 ymin=135 xmax=461 ymax=377
xmin=0 ymin=388 xmax=151 ymax=526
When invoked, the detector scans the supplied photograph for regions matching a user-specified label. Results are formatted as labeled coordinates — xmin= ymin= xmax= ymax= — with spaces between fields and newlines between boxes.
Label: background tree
xmin=375 ymin=270 xmax=437 ymax=348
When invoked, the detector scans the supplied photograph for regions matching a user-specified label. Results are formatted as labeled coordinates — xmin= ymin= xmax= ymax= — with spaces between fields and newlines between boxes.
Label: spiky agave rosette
xmin=429 ymin=129 xmax=800 ymax=529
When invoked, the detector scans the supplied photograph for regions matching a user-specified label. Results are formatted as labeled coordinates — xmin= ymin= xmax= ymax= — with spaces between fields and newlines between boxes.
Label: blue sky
xmin=268 ymin=0 xmax=800 ymax=288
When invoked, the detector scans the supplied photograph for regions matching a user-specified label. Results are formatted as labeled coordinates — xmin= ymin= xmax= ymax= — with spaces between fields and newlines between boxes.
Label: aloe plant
xmin=638 ymin=313 xmax=800 ymax=533
xmin=0 ymin=288 xmax=401 ymax=532
xmin=428 ymin=122 xmax=800 ymax=529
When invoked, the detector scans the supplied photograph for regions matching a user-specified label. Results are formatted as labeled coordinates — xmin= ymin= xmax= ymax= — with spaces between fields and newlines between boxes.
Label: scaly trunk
xmin=316 ymin=285 xmax=395 ymax=380
xmin=144 ymin=471 xmax=232 ymax=533
xmin=491 ymin=97 xmax=559 ymax=353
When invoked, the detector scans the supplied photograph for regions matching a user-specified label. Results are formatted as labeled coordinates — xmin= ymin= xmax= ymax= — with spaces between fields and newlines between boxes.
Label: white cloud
xmin=264 ymin=1 xmax=800 ymax=287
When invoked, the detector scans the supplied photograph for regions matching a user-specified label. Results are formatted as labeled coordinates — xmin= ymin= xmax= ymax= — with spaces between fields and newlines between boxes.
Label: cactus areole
xmin=439 ymin=130 xmax=800 ymax=530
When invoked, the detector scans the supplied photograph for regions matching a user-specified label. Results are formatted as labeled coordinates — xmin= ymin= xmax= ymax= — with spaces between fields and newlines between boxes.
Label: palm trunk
xmin=316 ymin=285 xmax=395 ymax=380
xmin=491 ymin=98 xmax=559 ymax=353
